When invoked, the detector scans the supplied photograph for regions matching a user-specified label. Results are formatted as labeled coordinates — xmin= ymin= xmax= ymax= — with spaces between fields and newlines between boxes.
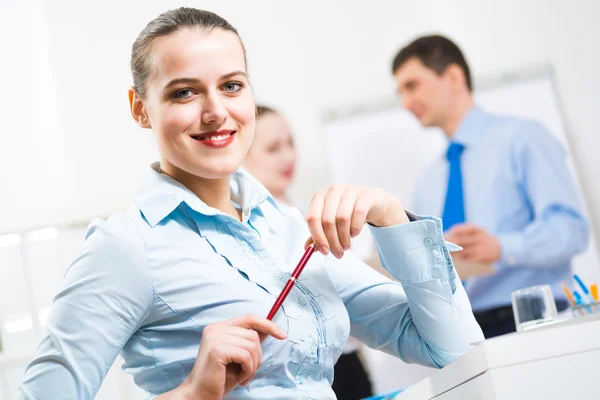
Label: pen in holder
xmin=569 ymin=274 xmax=600 ymax=317
xmin=570 ymin=292 xmax=600 ymax=317
xmin=571 ymin=301 xmax=600 ymax=317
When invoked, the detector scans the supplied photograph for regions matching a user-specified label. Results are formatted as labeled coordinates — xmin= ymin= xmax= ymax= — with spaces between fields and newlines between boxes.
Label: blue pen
xmin=573 ymin=290 xmax=593 ymax=314
xmin=573 ymin=274 xmax=600 ymax=312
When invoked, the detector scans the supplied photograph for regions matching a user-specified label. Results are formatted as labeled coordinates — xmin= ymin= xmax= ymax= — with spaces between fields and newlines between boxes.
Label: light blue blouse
xmin=17 ymin=163 xmax=483 ymax=399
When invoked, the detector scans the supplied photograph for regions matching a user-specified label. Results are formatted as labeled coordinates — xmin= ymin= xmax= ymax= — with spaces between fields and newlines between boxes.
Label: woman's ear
xmin=128 ymin=87 xmax=151 ymax=129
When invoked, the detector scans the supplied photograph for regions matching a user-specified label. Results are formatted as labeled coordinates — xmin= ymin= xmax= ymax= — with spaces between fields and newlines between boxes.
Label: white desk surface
xmin=394 ymin=313 xmax=600 ymax=399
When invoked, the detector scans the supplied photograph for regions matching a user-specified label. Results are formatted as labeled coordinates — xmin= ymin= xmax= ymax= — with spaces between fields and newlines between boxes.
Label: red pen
xmin=266 ymin=244 xmax=316 ymax=320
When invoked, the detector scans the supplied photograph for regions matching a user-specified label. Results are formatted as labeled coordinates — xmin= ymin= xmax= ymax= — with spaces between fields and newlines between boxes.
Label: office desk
xmin=394 ymin=314 xmax=600 ymax=399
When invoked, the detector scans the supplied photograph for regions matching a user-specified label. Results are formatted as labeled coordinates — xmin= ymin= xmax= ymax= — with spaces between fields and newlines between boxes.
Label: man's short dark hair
xmin=392 ymin=35 xmax=472 ymax=92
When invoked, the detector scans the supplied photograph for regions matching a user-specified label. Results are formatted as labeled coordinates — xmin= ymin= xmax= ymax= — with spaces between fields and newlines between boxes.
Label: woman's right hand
xmin=159 ymin=314 xmax=287 ymax=400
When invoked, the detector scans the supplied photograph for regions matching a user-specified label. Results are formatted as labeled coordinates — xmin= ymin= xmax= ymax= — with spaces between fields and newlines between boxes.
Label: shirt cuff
xmin=497 ymin=231 xmax=522 ymax=267
xmin=368 ymin=211 xmax=459 ymax=293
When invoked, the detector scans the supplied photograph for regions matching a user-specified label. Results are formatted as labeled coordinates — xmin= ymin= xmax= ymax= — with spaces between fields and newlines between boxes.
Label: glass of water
xmin=511 ymin=285 xmax=558 ymax=332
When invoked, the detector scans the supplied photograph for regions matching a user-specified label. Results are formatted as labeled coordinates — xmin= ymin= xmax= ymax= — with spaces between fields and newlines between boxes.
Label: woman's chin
xmin=190 ymin=163 xmax=242 ymax=180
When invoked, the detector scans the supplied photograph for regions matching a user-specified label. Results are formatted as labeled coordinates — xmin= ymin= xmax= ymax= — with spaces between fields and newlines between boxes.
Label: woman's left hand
xmin=305 ymin=185 xmax=409 ymax=258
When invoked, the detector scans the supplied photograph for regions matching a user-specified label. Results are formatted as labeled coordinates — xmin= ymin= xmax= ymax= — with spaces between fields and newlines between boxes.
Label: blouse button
xmin=273 ymin=272 xmax=285 ymax=281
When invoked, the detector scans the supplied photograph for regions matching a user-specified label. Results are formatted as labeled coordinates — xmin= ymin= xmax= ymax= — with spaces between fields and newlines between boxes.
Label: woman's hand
xmin=305 ymin=185 xmax=409 ymax=258
xmin=159 ymin=314 xmax=286 ymax=400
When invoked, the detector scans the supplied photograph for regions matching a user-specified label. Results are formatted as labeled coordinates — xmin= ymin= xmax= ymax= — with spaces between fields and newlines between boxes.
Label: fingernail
xmin=320 ymin=246 xmax=329 ymax=255
xmin=343 ymin=245 xmax=350 ymax=251
xmin=333 ymin=252 xmax=343 ymax=259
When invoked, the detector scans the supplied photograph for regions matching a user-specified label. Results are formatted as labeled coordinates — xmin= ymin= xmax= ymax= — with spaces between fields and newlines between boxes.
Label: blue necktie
xmin=442 ymin=142 xmax=465 ymax=232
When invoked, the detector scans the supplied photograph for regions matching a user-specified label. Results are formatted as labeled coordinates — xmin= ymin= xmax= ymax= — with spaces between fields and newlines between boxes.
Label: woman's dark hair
xmin=131 ymin=7 xmax=246 ymax=97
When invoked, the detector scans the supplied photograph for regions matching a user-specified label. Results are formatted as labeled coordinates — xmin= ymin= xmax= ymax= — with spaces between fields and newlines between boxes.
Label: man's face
xmin=394 ymin=57 xmax=456 ymax=127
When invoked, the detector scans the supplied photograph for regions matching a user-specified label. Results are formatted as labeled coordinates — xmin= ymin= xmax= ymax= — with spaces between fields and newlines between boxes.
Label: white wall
xmin=0 ymin=0 xmax=76 ymax=233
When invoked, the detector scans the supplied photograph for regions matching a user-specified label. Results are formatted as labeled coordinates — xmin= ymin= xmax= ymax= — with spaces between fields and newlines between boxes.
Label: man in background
xmin=390 ymin=35 xmax=589 ymax=338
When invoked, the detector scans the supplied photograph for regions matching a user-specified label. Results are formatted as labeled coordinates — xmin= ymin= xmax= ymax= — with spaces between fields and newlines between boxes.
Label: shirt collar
xmin=451 ymin=105 xmax=489 ymax=148
xmin=134 ymin=162 xmax=281 ymax=227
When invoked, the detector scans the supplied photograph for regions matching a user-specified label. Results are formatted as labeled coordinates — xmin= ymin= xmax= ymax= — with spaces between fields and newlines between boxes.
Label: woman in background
xmin=244 ymin=106 xmax=373 ymax=399
xmin=244 ymin=106 xmax=296 ymax=206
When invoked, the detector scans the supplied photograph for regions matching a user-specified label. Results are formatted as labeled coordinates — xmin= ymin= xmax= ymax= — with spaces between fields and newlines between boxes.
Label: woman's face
xmin=244 ymin=112 xmax=296 ymax=198
xmin=131 ymin=28 xmax=255 ymax=181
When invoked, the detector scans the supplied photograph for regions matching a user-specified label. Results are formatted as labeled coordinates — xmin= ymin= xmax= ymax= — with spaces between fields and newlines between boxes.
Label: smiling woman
xmin=129 ymin=22 xmax=256 ymax=192
xmin=15 ymin=7 xmax=483 ymax=400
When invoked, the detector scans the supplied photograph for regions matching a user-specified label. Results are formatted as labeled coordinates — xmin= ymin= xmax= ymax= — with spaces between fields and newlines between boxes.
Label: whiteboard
xmin=322 ymin=65 xmax=600 ymax=282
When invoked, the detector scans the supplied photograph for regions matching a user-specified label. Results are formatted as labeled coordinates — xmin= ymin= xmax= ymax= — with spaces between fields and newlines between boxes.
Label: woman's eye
xmin=267 ymin=143 xmax=281 ymax=153
xmin=172 ymin=89 xmax=194 ymax=99
xmin=222 ymin=82 xmax=243 ymax=93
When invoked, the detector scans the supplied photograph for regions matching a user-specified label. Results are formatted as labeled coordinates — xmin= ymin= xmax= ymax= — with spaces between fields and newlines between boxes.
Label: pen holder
xmin=571 ymin=301 xmax=600 ymax=317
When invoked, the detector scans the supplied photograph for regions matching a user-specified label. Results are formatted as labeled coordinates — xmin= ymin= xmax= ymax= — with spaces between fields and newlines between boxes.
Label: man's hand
xmin=445 ymin=224 xmax=501 ymax=264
